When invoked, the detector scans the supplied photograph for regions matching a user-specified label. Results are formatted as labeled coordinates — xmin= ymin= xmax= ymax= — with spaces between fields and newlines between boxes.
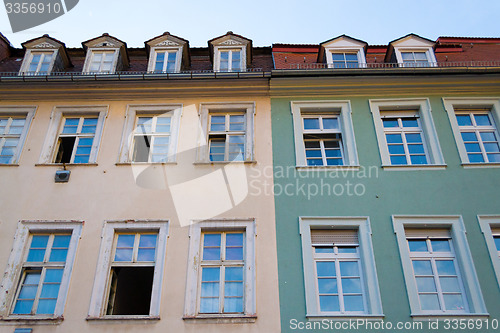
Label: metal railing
xmin=286 ymin=61 xmax=500 ymax=70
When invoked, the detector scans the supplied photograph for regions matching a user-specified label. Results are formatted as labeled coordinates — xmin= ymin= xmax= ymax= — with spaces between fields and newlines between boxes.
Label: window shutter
xmin=405 ymin=228 xmax=451 ymax=238
xmin=310 ymin=229 xmax=358 ymax=245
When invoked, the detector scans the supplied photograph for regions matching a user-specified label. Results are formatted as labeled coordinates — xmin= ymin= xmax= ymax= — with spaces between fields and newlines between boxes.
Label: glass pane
xmin=342 ymin=278 xmax=362 ymax=293
xmin=204 ymin=233 xmax=221 ymax=247
xmin=319 ymin=295 xmax=339 ymax=312
xmin=326 ymin=158 xmax=343 ymax=166
xmin=203 ymin=248 xmax=220 ymax=261
xmin=408 ymin=240 xmax=428 ymax=252
xmin=27 ymin=235 xmax=49 ymax=262
xmin=114 ymin=248 xmax=133 ymax=262
xmin=229 ymin=115 xmax=245 ymax=131
xmin=401 ymin=52 xmax=414 ymax=60
xmin=332 ymin=53 xmax=344 ymax=61
xmin=36 ymin=299 xmax=57 ymax=314
xmin=388 ymin=144 xmax=405 ymax=155
xmin=137 ymin=117 xmax=153 ymax=133
xmin=225 ymin=267 xmax=243 ymax=281
xmin=468 ymin=153 xmax=484 ymax=163
xmin=53 ymin=235 xmax=71 ymax=248
xmin=307 ymin=159 xmax=323 ymax=166
xmin=202 ymin=267 xmax=220 ymax=282
xmin=137 ymin=248 xmax=156 ymax=261
xmin=226 ymin=233 xmax=243 ymax=246
xmin=456 ymin=115 xmax=472 ymax=126
xmin=210 ymin=116 xmax=226 ymax=131
xmin=431 ymin=239 xmax=451 ymax=252
xmin=81 ymin=118 xmax=98 ymax=134
xmin=316 ymin=261 xmax=335 ymax=277
xmin=440 ymin=276 xmax=461 ymax=292
xmin=200 ymin=298 xmax=219 ymax=313
xmin=480 ymin=131 xmax=496 ymax=142
xmin=44 ymin=269 xmax=63 ymax=283
xmin=461 ymin=132 xmax=477 ymax=142
xmin=318 ymin=278 xmax=337 ymax=293
xmin=315 ymin=247 xmax=334 ymax=254
xmin=402 ymin=118 xmax=419 ymax=127
xmin=419 ymin=294 xmax=440 ymax=310
xmin=345 ymin=54 xmax=358 ymax=61
xmin=414 ymin=52 xmax=428 ymax=60
xmin=488 ymin=153 xmax=500 ymax=162
xmin=325 ymin=148 xmax=342 ymax=157
xmin=303 ymin=118 xmax=320 ymax=130
xmin=224 ymin=282 xmax=243 ymax=297
xmin=416 ymin=277 xmax=437 ymax=292
xmin=226 ymin=247 xmax=243 ymax=261
xmin=62 ymin=118 xmax=79 ymax=134
xmin=474 ymin=114 xmax=491 ymax=126
xmin=117 ymin=234 xmax=135 ymax=247
xmin=224 ymin=297 xmax=243 ymax=313
xmin=322 ymin=118 xmax=338 ymax=130
xmin=436 ymin=260 xmax=456 ymax=276
xmin=104 ymin=53 xmax=114 ymax=61
xmin=339 ymin=261 xmax=359 ymax=277
xmin=405 ymin=133 xmax=423 ymax=143
xmin=443 ymin=294 xmax=465 ymax=311
xmin=13 ymin=300 xmax=34 ymax=314
xmin=382 ymin=118 xmax=399 ymax=128
xmin=19 ymin=285 xmax=38 ymax=299
xmin=306 ymin=150 xmax=322 ymax=158
xmin=465 ymin=143 xmax=481 ymax=152
xmin=338 ymin=246 xmax=357 ymax=254
xmin=412 ymin=260 xmax=433 ymax=275
xmin=344 ymin=295 xmax=364 ymax=311
xmin=139 ymin=234 xmax=157 ymax=248
xmin=155 ymin=117 xmax=171 ymax=133
xmin=201 ymin=282 xmax=219 ymax=297
xmin=390 ymin=155 xmax=407 ymax=165
xmin=408 ymin=144 xmax=425 ymax=154
xmin=49 ymin=249 xmax=68 ymax=262
xmin=410 ymin=154 xmax=427 ymax=165
xmin=40 ymin=283 xmax=60 ymax=298
xmin=484 ymin=143 xmax=500 ymax=153
xmin=386 ymin=134 xmax=403 ymax=143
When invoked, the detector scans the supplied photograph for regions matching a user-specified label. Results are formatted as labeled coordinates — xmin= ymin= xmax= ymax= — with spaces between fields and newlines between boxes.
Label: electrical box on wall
xmin=55 ymin=170 xmax=71 ymax=183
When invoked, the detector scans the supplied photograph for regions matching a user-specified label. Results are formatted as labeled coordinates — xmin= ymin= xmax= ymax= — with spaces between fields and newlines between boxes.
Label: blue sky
xmin=1 ymin=0 xmax=499 ymax=48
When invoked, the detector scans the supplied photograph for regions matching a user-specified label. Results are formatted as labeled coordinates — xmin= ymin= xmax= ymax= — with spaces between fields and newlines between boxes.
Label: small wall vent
xmin=55 ymin=170 xmax=71 ymax=183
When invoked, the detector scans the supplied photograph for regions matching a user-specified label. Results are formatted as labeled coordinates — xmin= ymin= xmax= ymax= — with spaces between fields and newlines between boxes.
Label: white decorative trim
xmin=118 ymin=104 xmax=183 ymax=163
xmin=213 ymin=46 xmax=246 ymax=72
xmin=478 ymin=215 xmax=500 ymax=287
xmin=19 ymin=49 xmax=58 ymax=75
xmin=290 ymin=100 xmax=359 ymax=167
xmin=82 ymin=48 xmax=119 ymax=74
xmin=299 ymin=217 xmax=384 ymax=317
xmin=369 ymin=98 xmax=445 ymax=167
xmin=220 ymin=39 xmax=243 ymax=46
xmin=184 ymin=219 xmax=256 ymax=318
xmin=94 ymin=42 xmax=116 ymax=48
xmin=0 ymin=220 xmax=83 ymax=319
xmin=392 ymin=215 xmax=487 ymax=316
xmin=33 ymin=42 xmax=57 ymax=49
xmin=147 ymin=47 xmax=183 ymax=73
xmin=442 ymin=97 xmax=500 ymax=165
xmin=87 ymin=220 xmax=169 ymax=318
xmin=155 ymin=41 xmax=179 ymax=47
xmin=0 ymin=106 xmax=36 ymax=164
xmin=391 ymin=36 xmax=437 ymax=67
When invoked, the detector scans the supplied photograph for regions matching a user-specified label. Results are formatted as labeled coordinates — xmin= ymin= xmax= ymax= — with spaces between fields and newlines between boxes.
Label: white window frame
xmin=147 ymin=47 xmax=182 ymax=73
xmin=87 ymin=220 xmax=169 ymax=319
xmin=443 ymin=98 xmax=500 ymax=167
xmin=325 ymin=49 xmax=366 ymax=69
xmin=0 ymin=106 xmax=36 ymax=165
xmin=478 ymin=215 xmax=500 ymax=287
xmin=369 ymin=98 xmax=445 ymax=170
xmin=82 ymin=49 xmax=119 ymax=74
xmin=299 ymin=217 xmax=383 ymax=318
xmin=118 ymin=104 xmax=182 ymax=164
xmin=392 ymin=215 xmax=488 ymax=318
xmin=19 ymin=50 xmax=57 ymax=75
xmin=291 ymin=101 xmax=359 ymax=168
xmin=213 ymin=46 xmax=246 ymax=72
xmin=196 ymin=103 xmax=254 ymax=163
xmin=394 ymin=48 xmax=437 ymax=67
xmin=38 ymin=106 xmax=107 ymax=165
xmin=0 ymin=220 xmax=82 ymax=320
xmin=184 ymin=219 xmax=256 ymax=321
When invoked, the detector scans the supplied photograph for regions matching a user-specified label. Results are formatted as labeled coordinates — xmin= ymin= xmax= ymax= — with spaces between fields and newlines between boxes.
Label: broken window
xmin=106 ymin=233 xmax=157 ymax=316
xmin=54 ymin=117 xmax=97 ymax=163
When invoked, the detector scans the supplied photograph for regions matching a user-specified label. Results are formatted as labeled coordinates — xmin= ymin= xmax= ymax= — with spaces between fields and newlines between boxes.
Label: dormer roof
xmin=208 ymin=31 xmax=252 ymax=65
xmin=145 ymin=32 xmax=190 ymax=67
xmin=318 ymin=35 xmax=367 ymax=62
xmin=385 ymin=33 xmax=436 ymax=62
xmin=82 ymin=33 xmax=129 ymax=67
xmin=21 ymin=34 xmax=71 ymax=67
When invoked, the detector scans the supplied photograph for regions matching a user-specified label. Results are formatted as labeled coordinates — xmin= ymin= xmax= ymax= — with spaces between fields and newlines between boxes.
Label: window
xmin=87 ymin=51 xmax=115 ymax=73
xmin=152 ymin=50 xmax=177 ymax=73
xmin=184 ymin=220 xmax=256 ymax=320
xmin=302 ymin=115 xmax=343 ymax=166
xmin=219 ymin=50 xmax=241 ymax=72
xmin=443 ymin=98 xmax=500 ymax=166
xmin=478 ymin=216 xmax=500 ymax=287
xmin=291 ymin=101 xmax=358 ymax=168
xmin=369 ymin=99 xmax=445 ymax=169
xmin=0 ymin=221 xmax=82 ymax=319
xmin=25 ymin=52 xmax=54 ymax=75
xmin=401 ymin=52 xmax=430 ymax=67
xmin=87 ymin=221 xmax=168 ymax=319
xmin=406 ymin=230 xmax=467 ymax=313
xmin=381 ymin=111 xmax=428 ymax=165
xmin=0 ymin=107 xmax=35 ymax=164
xmin=300 ymin=217 xmax=383 ymax=318
xmin=39 ymin=106 xmax=107 ymax=165
xmin=392 ymin=216 xmax=488 ymax=317
xmin=197 ymin=103 xmax=254 ymax=163
xmin=118 ymin=104 xmax=182 ymax=164
xmin=330 ymin=53 xmax=359 ymax=68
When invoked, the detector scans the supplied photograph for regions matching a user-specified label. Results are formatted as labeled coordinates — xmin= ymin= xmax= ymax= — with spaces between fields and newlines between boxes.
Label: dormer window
xmin=145 ymin=32 xmax=189 ymax=73
xmin=209 ymin=32 xmax=252 ymax=73
xmin=19 ymin=34 xmax=70 ymax=76
xmin=82 ymin=33 xmax=129 ymax=74
xmin=386 ymin=34 xmax=437 ymax=68
xmin=319 ymin=35 xmax=367 ymax=69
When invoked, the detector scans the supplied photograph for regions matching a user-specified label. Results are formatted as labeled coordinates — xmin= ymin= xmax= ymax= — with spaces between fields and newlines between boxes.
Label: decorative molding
xmin=32 ymin=42 xmax=57 ymax=49
xmin=155 ymin=40 xmax=179 ymax=47
xmin=220 ymin=39 xmax=242 ymax=46
xmin=94 ymin=41 xmax=117 ymax=47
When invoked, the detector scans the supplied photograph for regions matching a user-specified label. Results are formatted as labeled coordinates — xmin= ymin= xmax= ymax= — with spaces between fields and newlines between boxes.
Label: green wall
xmin=271 ymin=95 xmax=500 ymax=332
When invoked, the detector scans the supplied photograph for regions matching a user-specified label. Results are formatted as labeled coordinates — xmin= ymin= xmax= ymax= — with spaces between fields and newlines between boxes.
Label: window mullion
xmin=401 ymin=128 xmax=411 ymax=164
xmin=219 ymin=265 xmax=225 ymax=313
xmin=32 ymin=267 xmax=47 ymax=315
xmin=430 ymin=258 xmax=445 ymax=312
xmin=336 ymin=259 xmax=345 ymax=313
xmin=133 ymin=233 xmax=140 ymax=263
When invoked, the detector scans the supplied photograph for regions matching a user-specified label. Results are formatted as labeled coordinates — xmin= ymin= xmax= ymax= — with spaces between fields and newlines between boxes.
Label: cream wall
xmin=0 ymin=88 xmax=280 ymax=332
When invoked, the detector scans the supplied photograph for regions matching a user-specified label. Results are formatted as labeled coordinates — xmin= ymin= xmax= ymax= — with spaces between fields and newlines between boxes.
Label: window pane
xmin=436 ymin=260 xmax=456 ymax=276
xmin=456 ymin=115 xmax=472 ymax=126
xmin=229 ymin=115 xmax=245 ymax=131
xmin=443 ymin=294 xmax=465 ymax=311
xmin=388 ymin=144 xmax=405 ymax=155
xmin=36 ymin=299 xmax=57 ymax=314
xmin=440 ymin=276 xmax=461 ymax=293
xmin=332 ymin=53 xmax=344 ymax=61
xmin=139 ymin=234 xmax=157 ymax=247
xmin=474 ymin=114 xmax=491 ymax=126
xmin=414 ymin=52 xmax=428 ymax=60
xmin=484 ymin=143 xmax=500 ymax=153
xmin=13 ymin=300 xmax=35 ymax=314
xmin=383 ymin=119 xmax=399 ymax=128
xmin=468 ymin=153 xmax=484 ymax=163
xmin=224 ymin=297 xmax=243 ymax=313
xmin=155 ymin=117 xmax=171 ymax=133
xmin=318 ymin=278 xmax=337 ymax=293
xmin=480 ymin=132 xmax=497 ymax=142
xmin=465 ymin=143 xmax=481 ymax=152
xmin=342 ymin=278 xmax=362 ymax=293
xmin=390 ymin=155 xmax=407 ymax=165
xmin=431 ymin=239 xmax=451 ymax=252
xmin=224 ymin=282 xmax=243 ymax=297
xmin=322 ymin=118 xmax=339 ymax=130
xmin=303 ymin=118 xmax=320 ymax=130
xmin=416 ymin=277 xmax=437 ymax=292
xmin=419 ymin=294 xmax=440 ymax=310
xmin=226 ymin=247 xmax=243 ymax=261
xmin=225 ymin=267 xmax=243 ymax=281
xmin=203 ymin=234 xmax=221 ymax=260
xmin=408 ymin=144 xmax=425 ymax=154
xmin=27 ymin=235 xmax=49 ymax=262
xmin=81 ymin=118 xmax=98 ymax=134
xmin=40 ymin=283 xmax=60 ymax=298
xmin=402 ymin=118 xmax=419 ymax=127
xmin=200 ymin=298 xmax=219 ymax=313
xmin=410 ymin=154 xmax=427 ymax=165
xmin=412 ymin=260 xmax=433 ymax=275
xmin=62 ymin=118 xmax=79 ymax=134
xmin=201 ymin=282 xmax=219 ymax=297
xmin=137 ymin=249 xmax=156 ymax=262
xmin=202 ymin=267 xmax=220 ymax=282
xmin=316 ymin=261 xmax=335 ymax=277
xmin=49 ymin=249 xmax=68 ymax=262
xmin=339 ymin=261 xmax=359 ymax=277
xmin=408 ymin=240 xmax=428 ymax=252
xmin=343 ymin=295 xmax=364 ymax=311
xmin=315 ymin=247 xmax=334 ymax=254
xmin=401 ymin=52 xmax=414 ymax=60
xmin=210 ymin=116 xmax=226 ymax=131
xmin=386 ymin=134 xmax=403 ymax=143
xmin=338 ymin=246 xmax=357 ymax=254
xmin=319 ymin=295 xmax=339 ymax=312
xmin=44 ymin=269 xmax=63 ymax=283
xmin=405 ymin=133 xmax=423 ymax=143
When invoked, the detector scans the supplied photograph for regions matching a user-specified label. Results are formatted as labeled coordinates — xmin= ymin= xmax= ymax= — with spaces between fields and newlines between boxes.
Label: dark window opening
xmin=54 ymin=137 xmax=76 ymax=163
xmin=133 ymin=136 xmax=151 ymax=162
xmin=106 ymin=266 xmax=154 ymax=316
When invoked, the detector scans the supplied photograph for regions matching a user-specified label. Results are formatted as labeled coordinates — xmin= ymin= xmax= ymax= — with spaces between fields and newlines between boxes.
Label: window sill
xmin=183 ymin=314 xmax=257 ymax=324
xmin=115 ymin=162 xmax=177 ymax=166
xmin=86 ymin=315 xmax=160 ymax=322
xmin=306 ymin=314 xmax=384 ymax=321
xmin=410 ymin=313 xmax=490 ymax=321
xmin=194 ymin=161 xmax=257 ymax=165
xmin=0 ymin=163 xmax=19 ymax=167
xmin=35 ymin=163 xmax=98 ymax=167
xmin=462 ymin=162 xmax=500 ymax=169
xmin=0 ymin=316 xmax=63 ymax=325
xmin=296 ymin=165 xmax=360 ymax=171
xmin=381 ymin=164 xmax=447 ymax=171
